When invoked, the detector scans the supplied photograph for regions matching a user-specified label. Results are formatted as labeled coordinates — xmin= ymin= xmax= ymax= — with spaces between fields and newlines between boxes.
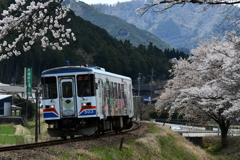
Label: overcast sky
xmin=78 ymin=0 xmax=132 ymax=5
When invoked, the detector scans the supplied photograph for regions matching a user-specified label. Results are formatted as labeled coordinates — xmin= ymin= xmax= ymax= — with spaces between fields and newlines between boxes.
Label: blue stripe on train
xmin=79 ymin=109 xmax=96 ymax=116
xmin=42 ymin=68 xmax=93 ymax=75
xmin=44 ymin=112 xmax=59 ymax=118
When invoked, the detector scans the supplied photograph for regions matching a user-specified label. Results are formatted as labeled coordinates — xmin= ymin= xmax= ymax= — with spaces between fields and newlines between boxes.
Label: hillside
xmin=63 ymin=0 xmax=171 ymax=50
xmin=94 ymin=0 xmax=225 ymax=50
xmin=0 ymin=0 xmax=187 ymax=85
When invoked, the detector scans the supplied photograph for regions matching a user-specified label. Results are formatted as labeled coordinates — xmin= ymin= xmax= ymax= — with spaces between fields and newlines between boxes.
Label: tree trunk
xmin=140 ymin=112 xmax=143 ymax=121
xmin=221 ymin=127 xmax=228 ymax=147
xmin=219 ymin=119 xmax=230 ymax=148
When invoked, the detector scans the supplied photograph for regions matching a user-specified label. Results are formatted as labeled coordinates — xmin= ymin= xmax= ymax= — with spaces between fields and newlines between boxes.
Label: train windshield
xmin=62 ymin=81 xmax=73 ymax=98
xmin=77 ymin=74 xmax=95 ymax=97
xmin=41 ymin=77 xmax=57 ymax=99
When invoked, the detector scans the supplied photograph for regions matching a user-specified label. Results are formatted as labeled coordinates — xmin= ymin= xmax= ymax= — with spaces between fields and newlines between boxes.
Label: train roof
xmin=41 ymin=66 xmax=131 ymax=80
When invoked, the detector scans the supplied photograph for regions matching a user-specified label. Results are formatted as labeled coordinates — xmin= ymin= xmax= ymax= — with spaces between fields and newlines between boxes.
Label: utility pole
xmin=148 ymin=68 xmax=155 ymax=99
xmin=35 ymin=83 xmax=41 ymax=142
xmin=137 ymin=73 xmax=141 ymax=97
xmin=35 ymin=89 xmax=39 ymax=143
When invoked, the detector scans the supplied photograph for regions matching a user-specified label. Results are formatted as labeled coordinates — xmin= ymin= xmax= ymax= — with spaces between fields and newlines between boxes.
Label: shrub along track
xmin=0 ymin=121 xmax=141 ymax=153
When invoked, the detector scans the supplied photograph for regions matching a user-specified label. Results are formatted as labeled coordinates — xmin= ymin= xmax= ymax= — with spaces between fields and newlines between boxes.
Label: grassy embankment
xmin=1 ymin=119 xmax=240 ymax=159
xmin=0 ymin=115 xmax=54 ymax=145
xmin=75 ymin=123 xmax=214 ymax=160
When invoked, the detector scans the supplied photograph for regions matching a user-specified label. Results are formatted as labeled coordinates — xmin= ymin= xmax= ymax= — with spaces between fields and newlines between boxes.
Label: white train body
xmin=41 ymin=65 xmax=134 ymax=138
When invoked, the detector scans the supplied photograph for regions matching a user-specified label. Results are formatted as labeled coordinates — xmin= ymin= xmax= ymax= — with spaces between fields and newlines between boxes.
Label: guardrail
xmin=154 ymin=120 xmax=240 ymax=136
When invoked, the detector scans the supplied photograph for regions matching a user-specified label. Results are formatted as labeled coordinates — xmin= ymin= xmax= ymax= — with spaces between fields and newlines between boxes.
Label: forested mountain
xmin=63 ymin=0 xmax=171 ymax=50
xmin=93 ymin=0 xmax=224 ymax=50
xmin=0 ymin=1 xmax=187 ymax=86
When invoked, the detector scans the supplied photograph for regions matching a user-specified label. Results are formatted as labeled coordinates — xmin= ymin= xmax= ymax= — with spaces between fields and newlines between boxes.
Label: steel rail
xmin=0 ymin=121 xmax=140 ymax=152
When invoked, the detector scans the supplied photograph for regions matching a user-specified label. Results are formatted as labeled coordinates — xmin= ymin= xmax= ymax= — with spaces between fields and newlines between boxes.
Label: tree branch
xmin=136 ymin=0 xmax=240 ymax=15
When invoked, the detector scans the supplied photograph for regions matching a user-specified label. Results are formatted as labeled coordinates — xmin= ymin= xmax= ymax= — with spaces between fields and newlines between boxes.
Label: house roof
xmin=0 ymin=95 xmax=12 ymax=100
xmin=0 ymin=86 xmax=26 ymax=93
xmin=0 ymin=82 xmax=10 ymax=86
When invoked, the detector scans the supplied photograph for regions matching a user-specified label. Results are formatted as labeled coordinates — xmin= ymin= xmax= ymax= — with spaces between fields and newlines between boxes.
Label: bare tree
xmin=134 ymin=96 xmax=155 ymax=120
xmin=218 ymin=5 xmax=240 ymax=35
xmin=136 ymin=0 xmax=240 ymax=15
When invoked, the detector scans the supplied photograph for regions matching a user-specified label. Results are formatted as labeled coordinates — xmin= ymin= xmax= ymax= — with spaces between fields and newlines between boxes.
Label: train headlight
xmin=46 ymin=105 xmax=55 ymax=109
xmin=82 ymin=102 xmax=91 ymax=107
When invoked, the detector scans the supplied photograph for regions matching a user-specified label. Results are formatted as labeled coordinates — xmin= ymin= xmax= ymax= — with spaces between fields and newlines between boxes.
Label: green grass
xmin=75 ymin=153 xmax=89 ymax=159
xmin=157 ymin=133 xmax=198 ymax=160
xmin=0 ymin=122 xmax=217 ymax=159
xmin=0 ymin=136 xmax=24 ymax=145
xmin=202 ymin=136 xmax=222 ymax=153
xmin=0 ymin=126 xmax=14 ymax=134
xmin=68 ymin=123 xmax=214 ymax=160
xmin=61 ymin=153 xmax=70 ymax=159
xmin=0 ymin=125 xmax=25 ymax=145
xmin=203 ymin=136 xmax=240 ymax=159
xmin=147 ymin=123 xmax=161 ymax=133
xmin=86 ymin=146 xmax=133 ymax=160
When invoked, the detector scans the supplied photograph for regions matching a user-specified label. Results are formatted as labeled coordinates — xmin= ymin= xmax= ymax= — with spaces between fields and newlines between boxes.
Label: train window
xmin=62 ymin=82 xmax=72 ymax=98
xmin=114 ymin=83 xmax=117 ymax=99
xmin=129 ymin=84 xmax=132 ymax=97
xmin=109 ymin=82 xmax=113 ymax=98
xmin=98 ymin=79 xmax=102 ymax=98
xmin=77 ymin=74 xmax=95 ymax=97
xmin=41 ymin=77 xmax=57 ymax=99
xmin=118 ymin=83 xmax=121 ymax=99
xmin=121 ymin=84 xmax=124 ymax=99
xmin=105 ymin=82 xmax=109 ymax=98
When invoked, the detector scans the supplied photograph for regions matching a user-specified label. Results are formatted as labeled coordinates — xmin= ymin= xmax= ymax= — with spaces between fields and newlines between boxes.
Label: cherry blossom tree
xmin=0 ymin=0 xmax=76 ymax=61
xmin=155 ymin=32 xmax=240 ymax=147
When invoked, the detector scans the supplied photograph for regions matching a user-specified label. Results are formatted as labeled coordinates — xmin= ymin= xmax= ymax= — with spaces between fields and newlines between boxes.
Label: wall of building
xmin=0 ymin=96 xmax=12 ymax=115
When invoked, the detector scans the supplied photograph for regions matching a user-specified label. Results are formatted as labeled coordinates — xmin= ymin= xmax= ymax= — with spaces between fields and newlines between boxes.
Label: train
xmin=41 ymin=64 xmax=134 ymax=139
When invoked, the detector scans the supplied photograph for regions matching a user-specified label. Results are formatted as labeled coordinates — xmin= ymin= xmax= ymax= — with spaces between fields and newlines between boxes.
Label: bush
xmin=149 ymin=110 xmax=158 ymax=119
xmin=13 ymin=98 xmax=36 ymax=121
xmin=202 ymin=136 xmax=222 ymax=153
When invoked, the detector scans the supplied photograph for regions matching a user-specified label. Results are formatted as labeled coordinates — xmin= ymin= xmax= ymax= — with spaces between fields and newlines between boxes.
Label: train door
xmin=59 ymin=77 xmax=77 ymax=118
xmin=98 ymin=78 xmax=104 ymax=118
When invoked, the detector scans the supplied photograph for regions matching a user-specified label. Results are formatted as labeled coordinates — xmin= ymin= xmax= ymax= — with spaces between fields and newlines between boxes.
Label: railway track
xmin=0 ymin=121 xmax=140 ymax=152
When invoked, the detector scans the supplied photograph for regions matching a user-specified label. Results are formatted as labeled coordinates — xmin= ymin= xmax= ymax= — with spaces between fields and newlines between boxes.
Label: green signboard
xmin=26 ymin=67 xmax=32 ymax=96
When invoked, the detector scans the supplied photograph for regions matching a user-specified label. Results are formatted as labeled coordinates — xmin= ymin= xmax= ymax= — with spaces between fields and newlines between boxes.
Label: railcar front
xmin=41 ymin=66 xmax=99 ymax=138
xmin=41 ymin=65 xmax=134 ymax=138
